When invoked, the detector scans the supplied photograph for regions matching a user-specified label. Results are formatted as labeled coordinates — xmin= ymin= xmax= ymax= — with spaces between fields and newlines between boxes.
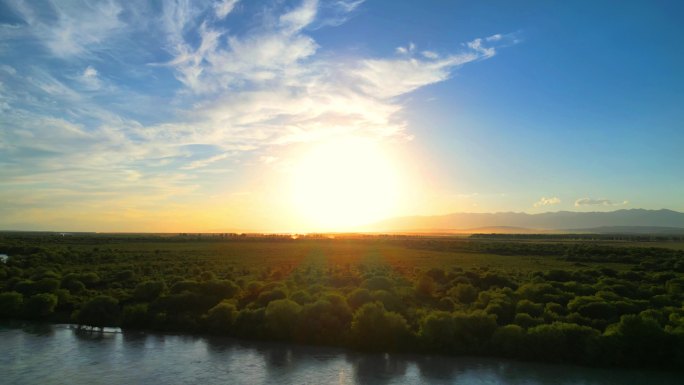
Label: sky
xmin=0 ymin=0 xmax=683 ymax=232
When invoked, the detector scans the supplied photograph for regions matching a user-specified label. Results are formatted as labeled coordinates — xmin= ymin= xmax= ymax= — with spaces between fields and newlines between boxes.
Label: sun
xmin=290 ymin=138 xmax=402 ymax=231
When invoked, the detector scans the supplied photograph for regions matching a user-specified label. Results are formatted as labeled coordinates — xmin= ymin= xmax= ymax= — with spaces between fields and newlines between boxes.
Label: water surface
xmin=0 ymin=323 xmax=679 ymax=385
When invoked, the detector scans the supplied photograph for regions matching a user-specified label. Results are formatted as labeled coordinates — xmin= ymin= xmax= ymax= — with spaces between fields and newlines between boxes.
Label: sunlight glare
xmin=291 ymin=138 xmax=402 ymax=230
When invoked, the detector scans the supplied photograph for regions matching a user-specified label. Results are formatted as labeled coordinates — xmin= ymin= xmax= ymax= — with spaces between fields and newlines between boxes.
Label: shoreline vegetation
xmin=1 ymin=233 xmax=683 ymax=370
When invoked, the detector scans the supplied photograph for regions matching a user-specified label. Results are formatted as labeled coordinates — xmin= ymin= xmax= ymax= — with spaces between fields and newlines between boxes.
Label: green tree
xmin=24 ymin=293 xmax=58 ymax=318
xmin=350 ymin=302 xmax=410 ymax=351
xmin=134 ymin=281 xmax=166 ymax=302
xmin=0 ymin=291 xmax=24 ymax=317
xmin=449 ymin=283 xmax=478 ymax=304
xmin=77 ymin=295 xmax=120 ymax=328
xmin=206 ymin=301 xmax=237 ymax=335
xmin=265 ymin=299 xmax=301 ymax=340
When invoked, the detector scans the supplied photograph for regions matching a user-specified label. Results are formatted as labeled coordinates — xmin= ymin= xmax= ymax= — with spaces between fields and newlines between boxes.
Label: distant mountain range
xmin=369 ymin=209 xmax=684 ymax=234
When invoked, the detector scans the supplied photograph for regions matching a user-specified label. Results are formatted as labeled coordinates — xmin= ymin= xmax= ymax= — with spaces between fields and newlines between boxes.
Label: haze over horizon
xmin=1 ymin=1 xmax=683 ymax=232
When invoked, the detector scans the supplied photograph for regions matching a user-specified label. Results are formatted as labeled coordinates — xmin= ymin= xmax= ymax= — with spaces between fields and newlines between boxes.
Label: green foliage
xmin=77 ymin=295 xmax=120 ymax=328
xmin=122 ymin=303 xmax=150 ymax=329
xmin=0 ymin=291 xmax=24 ymax=317
xmin=351 ymin=302 xmax=410 ymax=351
xmin=346 ymin=288 xmax=372 ymax=310
xmin=516 ymin=300 xmax=544 ymax=318
xmin=63 ymin=279 xmax=86 ymax=294
xmin=525 ymin=322 xmax=600 ymax=363
xmin=265 ymin=299 xmax=301 ymax=340
xmin=414 ymin=275 xmax=437 ymax=298
xmin=490 ymin=324 xmax=525 ymax=356
xmin=24 ymin=293 xmax=58 ymax=318
xmin=604 ymin=314 xmax=670 ymax=366
xmin=206 ymin=301 xmax=237 ymax=334
xmin=1 ymin=233 xmax=683 ymax=369
xmin=300 ymin=298 xmax=352 ymax=345
xmin=362 ymin=276 xmax=393 ymax=291
xmin=419 ymin=311 xmax=455 ymax=352
xmin=449 ymin=283 xmax=478 ymax=304
xmin=134 ymin=281 xmax=166 ymax=302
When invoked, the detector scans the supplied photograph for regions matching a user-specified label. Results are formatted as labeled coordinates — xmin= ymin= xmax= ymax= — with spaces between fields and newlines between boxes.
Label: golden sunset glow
xmin=290 ymin=138 xmax=402 ymax=230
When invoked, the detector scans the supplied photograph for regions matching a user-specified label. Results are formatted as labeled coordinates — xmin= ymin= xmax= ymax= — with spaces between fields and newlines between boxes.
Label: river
xmin=0 ymin=322 xmax=680 ymax=385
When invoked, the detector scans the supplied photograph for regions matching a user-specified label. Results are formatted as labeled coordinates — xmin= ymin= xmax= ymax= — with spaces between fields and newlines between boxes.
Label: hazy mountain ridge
xmin=370 ymin=209 xmax=684 ymax=233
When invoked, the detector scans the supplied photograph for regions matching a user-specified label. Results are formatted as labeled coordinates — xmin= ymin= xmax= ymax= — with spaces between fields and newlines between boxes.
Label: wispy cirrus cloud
xmin=575 ymin=198 xmax=629 ymax=207
xmin=214 ymin=0 xmax=241 ymax=19
xmin=0 ymin=0 xmax=515 ymax=230
xmin=3 ymin=0 xmax=125 ymax=57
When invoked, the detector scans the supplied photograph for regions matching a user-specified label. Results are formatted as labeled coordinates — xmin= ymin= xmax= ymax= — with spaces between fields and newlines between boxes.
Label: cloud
xmin=311 ymin=0 xmax=364 ymax=28
xmin=4 ymin=0 xmax=125 ymax=57
xmin=181 ymin=153 xmax=231 ymax=170
xmin=0 ymin=0 xmax=515 ymax=230
xmin=280 ymin=0 xmax=318 ymax=33
xmin=467 ymin=38 xmax=495 ymax=59
xmin=396 ymin=42 xmax=415 ymax=55
xmin=421 ymin=50 xmax=439 ymax=59
xmin=215 ymin=0 xmax=240 ymax=19
xmin=534 ymin=196 xmax=561 ymax=207
xmin=486 ymin=34 xmax=502 ymax=42
xmin=77 ymin=66 xmax=102 ymax=90
xmin=574 ymin=198 xmax=629 ymax=207
xmin=353 ymin=39 xmax=495 ymax=99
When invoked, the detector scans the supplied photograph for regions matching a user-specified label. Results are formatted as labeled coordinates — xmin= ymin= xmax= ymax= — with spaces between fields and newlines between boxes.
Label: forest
xmin=1 ymin=232 xmax=683 ymax=370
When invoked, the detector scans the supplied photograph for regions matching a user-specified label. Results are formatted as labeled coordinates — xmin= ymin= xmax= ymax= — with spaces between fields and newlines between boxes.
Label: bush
xmin=264 ymin=299 xmax=301 ymax=340
xmin=516 ymin=300 xmax=544 ymax=318
xmin=514 ymin=313 xmax=543 ymax=329
xmin=122 ymin=303 xmax=149 ymax=329
xmin=351 ymin=302 xmax=410 ymax=351
xmin=362 ymin=276 xmax=393 ymax=291
xmin=206 ymin=301 xmax=237 ymax=335
xmin=526 ymin=322 xmax=600 ymax=363
xmin=451 ymin=310 xmax=498 ymax=353
xmin=419 ymin=311 xmax=454 ymax=352
xmin=347 ymin=288 xmax=372 ymax=310
xmin=77 ymin=295 xmax=120 ymax=328
xmin=0 ymin=291 xmax=24 ymax=317
xmin=604 ymin=314 xmax=670 ymax=366
xmin=300 ymin=298 xmax=352 ymax=345
xmin=449 ymin=283 xmax=478 ymax=304
xmin=415 ymin=275 xmax=437 ymax=298
xmin=134 ymin=281 xmax=166 ymax=302
xmin=490 ymin=324 xmax=525 ymax=356
xmin=63 ymin=279 xmax=86 ymax=294
xmin=24 ymin=293 xmax=58 ymax=318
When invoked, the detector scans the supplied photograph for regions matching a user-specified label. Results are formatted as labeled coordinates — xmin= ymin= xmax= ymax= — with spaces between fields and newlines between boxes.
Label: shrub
xmin=0 ymin=291 xmax=24 ymax=317
xmin=122 ymin=303 xmax=149 ymax=329
xmin=206 ymin=301 xmax=237 ymax=335
xmin=24 ymin=293 xmax=58 ymax=318
xmin=264 ymin=299 xmax=301 ymax=340
xmin=77 ymin=295 xmax=120 ymax=328
xmin=134 ymin=281 xmax=166 ymax=302
xmin=347 ymin=288 xmax=372 ymax=310
xmin=449 ymin=283 xmax=478 ymax=304
xmin=351 ymin=302 xmax=410 ymax=351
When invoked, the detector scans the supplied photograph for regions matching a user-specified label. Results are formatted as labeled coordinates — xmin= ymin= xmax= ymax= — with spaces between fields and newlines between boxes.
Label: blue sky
xmin=0 ymin=0 xmax=682 ymax=231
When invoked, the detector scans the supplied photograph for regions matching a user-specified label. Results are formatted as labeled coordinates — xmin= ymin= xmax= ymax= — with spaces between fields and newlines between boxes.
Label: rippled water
xmin=0 ymin=322 xmax=680 ymax=385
